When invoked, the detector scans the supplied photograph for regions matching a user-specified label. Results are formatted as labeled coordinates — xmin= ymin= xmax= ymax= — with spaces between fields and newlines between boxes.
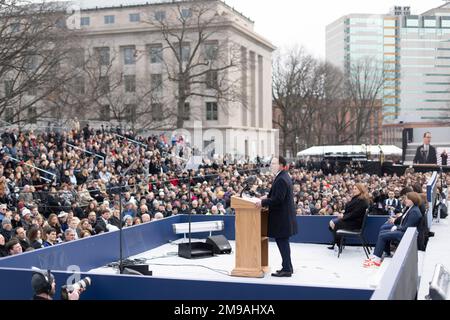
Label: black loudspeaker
xmin=178 ymin=241 xmax=214 ymax=259
xmin=206 ymin=235 xmax=232 ymax=254
xmin=120 ymin=264 xmax=153 ymax=276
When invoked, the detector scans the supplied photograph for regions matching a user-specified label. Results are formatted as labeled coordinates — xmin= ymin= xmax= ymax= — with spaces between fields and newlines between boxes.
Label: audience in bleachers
xmin=0 ymin=125 xmax=447 ymax=258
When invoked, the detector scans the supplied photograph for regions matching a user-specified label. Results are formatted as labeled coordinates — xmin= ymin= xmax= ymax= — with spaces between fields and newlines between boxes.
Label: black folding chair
xmin=336 ymin=210 xmax=371 ymax=259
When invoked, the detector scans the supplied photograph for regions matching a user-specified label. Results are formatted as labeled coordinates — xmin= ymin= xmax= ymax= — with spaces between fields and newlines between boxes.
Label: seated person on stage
xmin=412 ymin=183 xmax=427 ymax=216
xmin=363 ymin=192 xmax=422 ymax=268
xmin=328 ymin=183 xmax=370 ymax=250
xmin=379 ymin=187 xmax=412 ymax=233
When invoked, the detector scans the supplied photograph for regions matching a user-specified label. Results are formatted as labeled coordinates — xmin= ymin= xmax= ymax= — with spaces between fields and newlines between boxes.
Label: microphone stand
xmin=437 ymin=165 xmax=446 ymax=223
xmin=240 ymin=184 xmax=249 ymax=198
xmin=178 ymin=171 xmax=214 ymax=259
xmin=117 ymin=157 xmax=140 ymax=274
xmin=188 ymin=177 xmax=192 ymax=255
xmin=118 ymin=189 xmax=124 ymax=273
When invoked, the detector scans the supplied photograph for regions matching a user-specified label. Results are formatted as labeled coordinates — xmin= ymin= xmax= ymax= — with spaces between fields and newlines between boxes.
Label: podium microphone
xmin=240 ymin=175 xmax=257 ymax=197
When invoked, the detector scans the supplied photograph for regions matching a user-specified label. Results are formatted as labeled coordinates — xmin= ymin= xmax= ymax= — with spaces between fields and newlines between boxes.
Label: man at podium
xmin=413 ymin=132 xmax=437 ymax=164
xmin=256 ymin=156 xmax=298 ymax=277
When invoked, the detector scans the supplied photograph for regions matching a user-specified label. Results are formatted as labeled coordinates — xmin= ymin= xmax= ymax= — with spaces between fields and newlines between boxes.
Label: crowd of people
xmin=0 ymin=125 xmax=447 ymax=258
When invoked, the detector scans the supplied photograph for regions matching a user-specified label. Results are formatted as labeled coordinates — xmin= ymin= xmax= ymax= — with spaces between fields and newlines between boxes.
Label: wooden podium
xmin=230 ymin=196 xmax=269 ymax=278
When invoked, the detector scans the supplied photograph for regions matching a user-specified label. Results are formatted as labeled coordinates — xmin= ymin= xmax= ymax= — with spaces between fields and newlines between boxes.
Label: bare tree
xmin=344 ymin=57 xmax=384 ymax=144
xmin=272 ymin=47 xmax=316 ymax=156
xmin=293 ymin=58 xmax=329 ymax=151
xmin=143 ymin=0 xmax=241 ymax=129
xmin=319 ymin=63 xmax=355 ymax=144
xmin=0 ymin=0 xmax=81 ymax=127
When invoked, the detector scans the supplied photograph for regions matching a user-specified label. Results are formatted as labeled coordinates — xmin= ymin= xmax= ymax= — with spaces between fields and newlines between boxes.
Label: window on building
xmin=4 ymin=80 xmax=13 ymax=97
xmin=55 ymin=18 xmax=66 ymax=28
xmin=27 ymin=107 xmax=37 ymax=124
xmin=99 ymin=76 xmax=110 ymax=95
xmin=155 ymin=11 xmax=166 ymax=22
xmin=183 ymin=102 xmax=190 ymax=120
xmin=442 ymin=19 xmax=450 ymax=28
xmin=72 ymin=49 xmax=85 ymax=68
xmin=175 ymin=43 xmax=190 ymax=62
xmin=182 ymin=44 xmax=190 ymax=62
xmin=80 ymin=17 xmax=90 ymax=26
xmin=384 ymin=46 xmax=396 ymax=53
xmin=384 ymin=19 xmax=396 ymax=27
xmin=125 ymin=104 xmax=136 ymax=122
xmin=181 ymin=8 xmax=192 ymax=19
xmin=123 ymin=46 xmax=136 ymax=65
xmin=10 ymin=22 xmax=20 ymax=32
xmin=96 ymin=47 xmax=110 ymax=66
xmin=101 ymin=105 xmax=110 ymax=121
xmin=149 ymin=44 xmax=163 ymax=63
xmin=204 ymin=41 xmax=219 ymax=61
xmin=151 ymin=74 xmax=162 ymax=92
xmin=206 ymin=70 xmax=218 ymax=89
xmin=104 ymin=15 xmax=115 ymax=24
xmin=152 ymin=103 xmax=163 ymax=121
xmin=129 ymin=13 xmax=140 ymax=22
xmin=424 ymin=19 xmax=436 ymax=28
xmin=73 ymin=77 xmax=85 ymax=94
xmin=124 ymin=75 xmax=136 ymax=92
xmin=5 ymin=107 xmax=14 ymax=123
xmin=406 ymin=18 xmax=418 ymax=27
xmin=384 ymin=37 xmax=396 ymax=45
xmin=24 ymin=53 xmax=38 ymax=71
xmin=206 ymin=102 xmax=218 ymax=121
xmin=27 ymin=85 xmax=37 ymax=96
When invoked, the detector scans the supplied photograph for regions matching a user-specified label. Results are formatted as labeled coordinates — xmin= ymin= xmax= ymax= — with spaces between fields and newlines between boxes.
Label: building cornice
xmin=80 ymin=0 xmax=254 ymax=24
xmin=79 ymin=21 xmax=276 ymax=52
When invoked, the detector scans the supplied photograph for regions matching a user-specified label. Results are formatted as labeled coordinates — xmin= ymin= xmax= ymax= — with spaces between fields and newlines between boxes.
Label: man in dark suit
xmin=413 ymin=132 xmax=437 ymax=164
xmin=256 ymin=156 xmax=298 ymax=277
xmin=94 ymin=210 xmax=110 ymax=234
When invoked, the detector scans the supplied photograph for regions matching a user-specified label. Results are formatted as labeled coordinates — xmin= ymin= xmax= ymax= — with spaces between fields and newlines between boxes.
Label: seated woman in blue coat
xmin=364 ymin=191 xmax=422 ymax=268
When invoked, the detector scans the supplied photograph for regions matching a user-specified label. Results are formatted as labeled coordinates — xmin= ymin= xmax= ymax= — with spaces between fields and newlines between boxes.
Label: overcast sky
xmin=67 ymin=0 xmax=445 ymax=58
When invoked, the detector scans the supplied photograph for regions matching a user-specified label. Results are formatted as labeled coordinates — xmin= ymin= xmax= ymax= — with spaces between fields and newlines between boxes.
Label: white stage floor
xmin=89 ymin=241 xmax=390 ymax=290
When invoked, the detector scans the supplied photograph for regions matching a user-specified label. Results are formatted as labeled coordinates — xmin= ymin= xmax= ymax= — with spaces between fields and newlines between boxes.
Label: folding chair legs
xmin=338 ymin=237 xmax=344 ymax=258
xmin=359 ymin=235 xmax=370 ymax=259
xmin=337 ymin=235 xmax=371 ymax=259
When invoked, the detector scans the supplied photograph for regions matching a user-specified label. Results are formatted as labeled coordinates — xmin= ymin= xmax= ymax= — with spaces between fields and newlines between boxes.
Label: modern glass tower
xmin=326 ymin=3 xmax=450 ymax=126
xmin=326 ymin=10 xmax=402 ymax=125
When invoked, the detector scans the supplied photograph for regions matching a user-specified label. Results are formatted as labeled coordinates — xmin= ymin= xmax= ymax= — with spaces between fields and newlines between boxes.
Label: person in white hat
xmin=21 ymin=208 xmax=32 ymax=231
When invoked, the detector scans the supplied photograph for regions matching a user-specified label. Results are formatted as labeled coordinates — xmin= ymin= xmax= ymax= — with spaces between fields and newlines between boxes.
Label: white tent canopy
xmin=297 ymin=145 xmax=402 ymax=157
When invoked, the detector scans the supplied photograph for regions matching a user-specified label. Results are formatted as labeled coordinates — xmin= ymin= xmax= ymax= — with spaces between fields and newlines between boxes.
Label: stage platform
xmin=0 ymin=214 xmax=419 ymax=300
xmin=90 ymin=241 xmax=391 ymax=290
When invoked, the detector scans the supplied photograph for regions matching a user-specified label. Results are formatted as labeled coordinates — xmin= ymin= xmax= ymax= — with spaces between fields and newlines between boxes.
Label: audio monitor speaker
xmin=206 ymin=235 xmax=232 ymax=254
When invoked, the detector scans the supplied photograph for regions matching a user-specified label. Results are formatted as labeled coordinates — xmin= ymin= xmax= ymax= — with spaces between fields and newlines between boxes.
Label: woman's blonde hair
xmin=355 ymin=183 xmax=370 ymax=202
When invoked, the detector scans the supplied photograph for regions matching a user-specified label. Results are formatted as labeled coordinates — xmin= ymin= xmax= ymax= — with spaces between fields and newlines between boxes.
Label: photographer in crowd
xmin=31 ymin=269 xmax=83 ymax=300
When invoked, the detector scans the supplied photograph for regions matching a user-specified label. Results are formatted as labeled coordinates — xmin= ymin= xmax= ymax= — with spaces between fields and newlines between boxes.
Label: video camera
xmin=61 ymin=277 xmax=91 ymax=300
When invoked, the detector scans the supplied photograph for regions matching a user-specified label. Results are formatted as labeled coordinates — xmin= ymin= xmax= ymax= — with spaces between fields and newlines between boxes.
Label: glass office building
xmin=326 ymin=3 xmax=450 ymax=125
xmin=326 ymin=12 xmax=401 ymax=124
xmin=400 ymin=13 xmax=450 ymax=122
